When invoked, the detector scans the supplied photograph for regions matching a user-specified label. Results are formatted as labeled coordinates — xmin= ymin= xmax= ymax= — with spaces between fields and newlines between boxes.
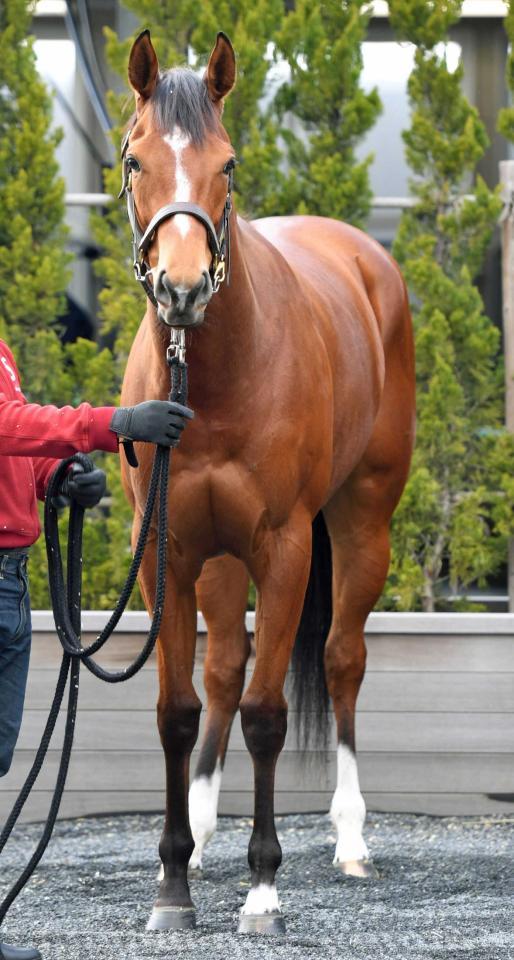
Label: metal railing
xmin=65 ymin=193 xmax=419 ymax=209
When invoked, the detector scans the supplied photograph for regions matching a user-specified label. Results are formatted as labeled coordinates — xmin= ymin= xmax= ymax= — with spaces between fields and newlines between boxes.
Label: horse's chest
xmin=167 ymin=455 xmax=301 ymax=563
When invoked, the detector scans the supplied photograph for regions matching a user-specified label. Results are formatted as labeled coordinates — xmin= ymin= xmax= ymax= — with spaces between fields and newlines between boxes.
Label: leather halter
xmin=118 ymin=128 xmax=233 ymax=309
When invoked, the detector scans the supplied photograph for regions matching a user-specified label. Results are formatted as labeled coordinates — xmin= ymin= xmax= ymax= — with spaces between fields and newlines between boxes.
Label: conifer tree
xmin=0 ymin=0 xmax=139 ymax=608
xmin=498 ymin=0 xmax=514 ymax=142
xmin=384 ymin=0 xmax=510 ymax=610
xmin=275 ymin=0 xmax=381 ymax=226
xmin=0 ymin=0 xmax=70 ymax=382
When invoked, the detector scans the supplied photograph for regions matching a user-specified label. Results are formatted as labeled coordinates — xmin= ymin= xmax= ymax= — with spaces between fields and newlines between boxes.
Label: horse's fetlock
xmin=159 ymin=829 xmax=195 ymax=869
xmin=248 ymin=832 xmax=282 ymax=879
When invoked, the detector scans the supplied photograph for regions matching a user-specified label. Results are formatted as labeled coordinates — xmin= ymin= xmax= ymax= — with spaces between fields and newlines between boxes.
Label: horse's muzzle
xmin=154 ymin=270 xmax=212 ymax=326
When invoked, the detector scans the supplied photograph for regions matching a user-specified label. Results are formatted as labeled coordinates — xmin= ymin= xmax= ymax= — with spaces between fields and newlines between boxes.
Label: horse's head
xmin=124 ymin=30 xmax=237 ymax=327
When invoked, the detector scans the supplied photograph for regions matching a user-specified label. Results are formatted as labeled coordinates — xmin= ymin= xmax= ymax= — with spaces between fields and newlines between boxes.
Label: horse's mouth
xmin=157 ymin=304 xmax=207 ymax=328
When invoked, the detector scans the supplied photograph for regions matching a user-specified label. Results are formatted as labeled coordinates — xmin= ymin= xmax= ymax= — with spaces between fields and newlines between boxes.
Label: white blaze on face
xmin=330 ymin=743 xmax=369 ymax=864
xmin=241 ymin=883 xmax=281 ymax=916
xmin=163 ymin=128 xmax=192 ymax=239
xmin=188 ymin=760 xmax=222 ymax=871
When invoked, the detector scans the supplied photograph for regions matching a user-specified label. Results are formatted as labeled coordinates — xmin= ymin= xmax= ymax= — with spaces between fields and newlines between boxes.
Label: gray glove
xmin=60 ymin=463 xmax=107 ymax=508
xmin=110 ymin=400 xmax=194 ymax=447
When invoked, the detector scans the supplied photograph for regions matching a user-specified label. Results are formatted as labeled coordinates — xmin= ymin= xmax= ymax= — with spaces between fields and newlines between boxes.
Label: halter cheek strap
xmin=119 ymin=129 xmax=233 ymax=307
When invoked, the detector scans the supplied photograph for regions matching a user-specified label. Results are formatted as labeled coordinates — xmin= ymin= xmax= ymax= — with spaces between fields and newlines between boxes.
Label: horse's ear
xmin=128 ymin=29 xmax=159 ymax=105
xmin=204 ymin=32 xmax=236 ymax=105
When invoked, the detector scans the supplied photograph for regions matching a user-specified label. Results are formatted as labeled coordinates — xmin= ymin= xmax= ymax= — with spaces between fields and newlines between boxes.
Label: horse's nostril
xmin=154 ymin=269 xmax=172 ymax=307
xmin=186 ymin=271 xmax=211 ymax=308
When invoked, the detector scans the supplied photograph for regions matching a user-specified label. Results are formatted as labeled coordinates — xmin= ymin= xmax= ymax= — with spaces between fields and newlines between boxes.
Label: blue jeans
xmin=0 ymin=554 xmax=31 ymax=778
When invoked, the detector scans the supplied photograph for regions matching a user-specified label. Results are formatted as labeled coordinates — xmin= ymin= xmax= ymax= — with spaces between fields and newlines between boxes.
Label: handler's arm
xmin=0 ymin=395 xmax=117 ymax=460
xmin=0 ymin=395 xmax=117 ymax=500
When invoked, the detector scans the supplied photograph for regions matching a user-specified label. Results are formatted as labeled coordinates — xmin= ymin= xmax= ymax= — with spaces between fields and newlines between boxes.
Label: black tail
xmin=290 ymin=511 xmax=332 ymax=752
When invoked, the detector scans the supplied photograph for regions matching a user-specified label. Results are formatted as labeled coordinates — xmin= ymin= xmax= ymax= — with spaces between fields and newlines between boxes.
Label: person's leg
xmin=0 ymin=553 xmax=41 ymax=960
xmin=0 ymin=555 xmax=31 ymax=777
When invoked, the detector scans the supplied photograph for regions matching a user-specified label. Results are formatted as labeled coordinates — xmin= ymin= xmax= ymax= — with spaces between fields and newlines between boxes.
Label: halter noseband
xmin=118 ymin=128 xmax=233 ymax=309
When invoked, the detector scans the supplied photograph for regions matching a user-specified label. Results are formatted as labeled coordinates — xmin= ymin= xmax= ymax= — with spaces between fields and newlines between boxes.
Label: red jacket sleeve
xmin=0 ymin=396 xmax=118 ymax=459
xmin=0 ymin=341 xmax=118 ymax=499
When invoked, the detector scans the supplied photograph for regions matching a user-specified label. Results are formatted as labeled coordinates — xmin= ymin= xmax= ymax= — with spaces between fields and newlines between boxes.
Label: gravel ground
xmin=1 ymin=812 xmax=513 ymax=960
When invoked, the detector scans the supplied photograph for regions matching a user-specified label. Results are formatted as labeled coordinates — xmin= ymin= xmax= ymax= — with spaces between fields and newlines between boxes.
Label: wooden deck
xmin=1 ymin=614 xmax=513 ymax=822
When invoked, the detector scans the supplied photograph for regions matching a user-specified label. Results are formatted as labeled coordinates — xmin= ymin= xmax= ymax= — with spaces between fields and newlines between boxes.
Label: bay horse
xmin=119 ymin=29 xmax=415 ymax=935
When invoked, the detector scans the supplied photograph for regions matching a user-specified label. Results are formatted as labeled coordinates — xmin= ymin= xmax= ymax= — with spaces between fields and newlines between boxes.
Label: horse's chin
xmin=157 ymin=304 xmax=207 ymax=329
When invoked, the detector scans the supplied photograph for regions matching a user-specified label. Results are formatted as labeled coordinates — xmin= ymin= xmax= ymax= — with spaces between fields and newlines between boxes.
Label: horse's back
xmin=249 ymin=214 xmax=409 ymax=350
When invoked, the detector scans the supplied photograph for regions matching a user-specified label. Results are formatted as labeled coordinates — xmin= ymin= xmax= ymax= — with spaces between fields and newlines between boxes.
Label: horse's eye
xmin=223 ymin=157 xmax=237 ymax=175
xmin=126 ymin=155 xmax=141 ymax=173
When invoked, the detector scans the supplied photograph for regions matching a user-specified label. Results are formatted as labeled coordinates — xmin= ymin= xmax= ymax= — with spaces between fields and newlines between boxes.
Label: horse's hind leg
xmin=324 ymin=448 xmax=412 ymax=877
xmin=323 ymin=487 xmax=388 ymax=878
xmin=189 ymin=555 xmax=251 ymax=871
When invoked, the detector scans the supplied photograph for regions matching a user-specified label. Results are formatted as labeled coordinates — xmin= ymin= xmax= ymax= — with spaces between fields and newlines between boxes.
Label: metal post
xmin=500 ymin=160 xmax=514 ymax=611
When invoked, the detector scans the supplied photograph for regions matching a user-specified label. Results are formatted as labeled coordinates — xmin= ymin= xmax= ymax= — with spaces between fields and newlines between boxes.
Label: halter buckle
xmin=167 ymin=328 xmax=186 ymax=365
xmin=212 ymin=258 xmax=226 ymax=293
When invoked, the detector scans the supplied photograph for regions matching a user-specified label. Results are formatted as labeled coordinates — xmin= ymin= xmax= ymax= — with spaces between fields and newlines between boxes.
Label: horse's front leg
xmin=136 ymin=533 xmax=202 ymax=931
xmin=189 ymin=555 xmax=251 ymax=873
xmin=238 ymin=511 xmax=312 ymax=936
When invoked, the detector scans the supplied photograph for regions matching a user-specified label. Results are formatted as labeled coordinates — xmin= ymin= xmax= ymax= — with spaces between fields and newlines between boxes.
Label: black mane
xmin=151 ymin=68 xmax=217 ymax=145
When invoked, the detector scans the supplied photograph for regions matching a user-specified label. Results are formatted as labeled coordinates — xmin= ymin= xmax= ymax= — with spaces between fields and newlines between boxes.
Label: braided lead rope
xmin=0 ymin=360 xmax=187 ymax=924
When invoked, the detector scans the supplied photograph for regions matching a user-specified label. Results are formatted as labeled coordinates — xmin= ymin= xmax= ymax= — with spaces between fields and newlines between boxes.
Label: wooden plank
xmin=1 ymin=789 xmax=512 ymax=825
xmin=29 ymin=631 xmax=514 ymax=673
xmin=0 ymin=791 xmax=166 ymax=824
xmin=2 ymin=750 xmax=513 ymax=793
xmin=14 ymin=709 xmax=514 ymax=754
xmin=364 ymin=636 xmax=514 ymax=672
xmin=362 ymin=792 xmax=514 ymax=816
xmin=24 ymin=668 xmax=514 ymax=712
xmin=29 ymin=633 xmax=161 ymax=669
xmin=24 ymin=668 xmax=159 ymax=709
xmin=31 ymin=610 xmax=514 ymax=635
xmin=356 ymin=712 xmax=514 ymax=753
xmin=357 ymin=671 xmax=514 ymax=712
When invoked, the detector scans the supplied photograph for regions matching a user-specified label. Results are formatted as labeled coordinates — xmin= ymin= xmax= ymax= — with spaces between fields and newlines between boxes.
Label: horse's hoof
xmin=335 ymin=857 xmax=379 ymax=879
xmin=238 ymin=912 xmax=286 ymax=936
xmin=146 ymin=905 xmax=197 ymax=931
xmin=188 ymin=865 xmax=203 ymax=880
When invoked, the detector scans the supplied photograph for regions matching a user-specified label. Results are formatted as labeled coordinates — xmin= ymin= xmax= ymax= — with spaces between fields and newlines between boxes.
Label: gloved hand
xmin=110 ymin=400 xmax=194 ymax=447
xmin=59 ymin=463 xmax=107 ymax=508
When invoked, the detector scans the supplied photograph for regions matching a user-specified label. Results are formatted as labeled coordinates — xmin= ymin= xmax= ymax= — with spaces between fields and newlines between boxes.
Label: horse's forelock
xmin=151 ymin=68 xmax=218 ymax=145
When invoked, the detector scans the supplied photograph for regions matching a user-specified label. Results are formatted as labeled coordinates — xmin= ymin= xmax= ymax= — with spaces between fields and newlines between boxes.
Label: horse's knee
xmin=240 ymin=695 xmax=287 ymax=758
xmin=157 ymin=695 xmax=202 ymax=753
xmin=204 ymin=640 xmax=250 ymax=708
